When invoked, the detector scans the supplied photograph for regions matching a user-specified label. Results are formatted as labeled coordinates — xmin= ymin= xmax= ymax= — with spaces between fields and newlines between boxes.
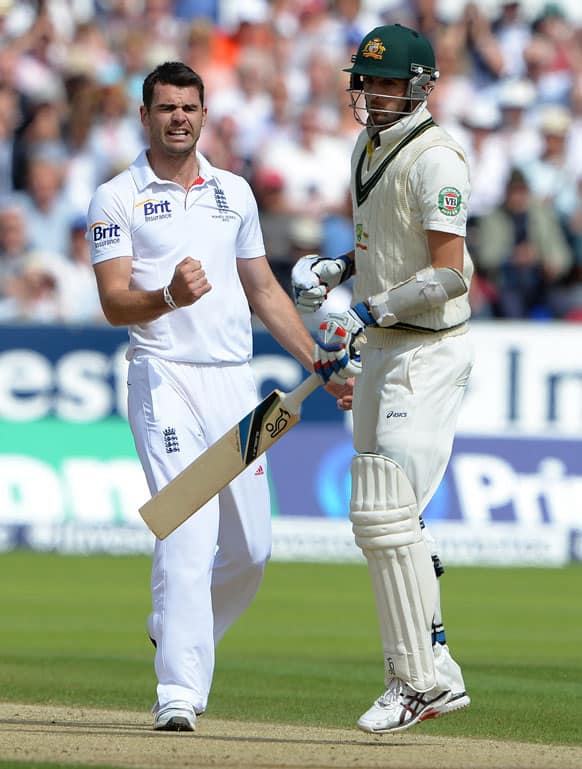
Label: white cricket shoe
xmin=358 ymin=644 xmax=470 ymax=734
xmin=357 ymin=679 xmax=452 ymax=734
xmin=153 ymin=700 xmax=196 ymax=732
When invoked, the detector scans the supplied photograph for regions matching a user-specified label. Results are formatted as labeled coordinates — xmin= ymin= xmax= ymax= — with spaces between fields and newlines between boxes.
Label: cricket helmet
xmin=345 ymin=24 xmax=439 ymax=126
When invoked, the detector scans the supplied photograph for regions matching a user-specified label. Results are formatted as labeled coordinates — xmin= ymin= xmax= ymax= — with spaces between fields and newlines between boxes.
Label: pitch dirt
xmin=1 ymin=702 xmax=580 ymax=769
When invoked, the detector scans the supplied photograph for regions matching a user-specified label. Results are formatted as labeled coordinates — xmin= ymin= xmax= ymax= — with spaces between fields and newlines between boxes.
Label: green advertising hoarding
xmin=0 ymin=417 xmax=146 ymax=527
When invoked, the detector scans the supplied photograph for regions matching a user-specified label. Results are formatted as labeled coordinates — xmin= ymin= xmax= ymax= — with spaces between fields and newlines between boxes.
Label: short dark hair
xmin=507 ymin=167 xmax=528 ymax=190
xmin=142 ymin=62 xmax=205 ymax=110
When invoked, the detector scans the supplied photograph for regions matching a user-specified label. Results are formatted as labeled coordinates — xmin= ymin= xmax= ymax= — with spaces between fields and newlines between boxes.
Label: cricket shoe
xmin=358 ymin=644 xmax=471 ymax=734
xmin=153 ymin=700 xmax=196 ymax=732
xmin=357 ymin=679 xmax=452 ymax=734
xmin=152 ymin=700 xmax=205 ymax=718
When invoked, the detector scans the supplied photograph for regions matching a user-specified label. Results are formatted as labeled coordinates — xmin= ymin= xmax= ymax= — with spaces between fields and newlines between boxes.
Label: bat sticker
xmin=265 ymin=407 xmax=291 ymax=438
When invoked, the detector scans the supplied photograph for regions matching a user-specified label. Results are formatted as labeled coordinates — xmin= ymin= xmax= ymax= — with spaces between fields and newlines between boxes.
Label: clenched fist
xmin=168 ymin=257 xmax=212 ymax=307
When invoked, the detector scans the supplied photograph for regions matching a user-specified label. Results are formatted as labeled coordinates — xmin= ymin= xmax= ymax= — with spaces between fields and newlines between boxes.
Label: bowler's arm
xmin=237 ymin=255 xmax=315 ymax=371
xmin=93 ymin=255 xmax=211 ymax=326
xmin=238 ymin=255 xmax=354 ymax=408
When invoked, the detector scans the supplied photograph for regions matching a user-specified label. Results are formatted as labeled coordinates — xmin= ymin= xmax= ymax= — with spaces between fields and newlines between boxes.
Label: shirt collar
xmin=374 ymin=102 xmax=432 ymax=150
xmin=130 ymin=149 xmax=218 ymax=191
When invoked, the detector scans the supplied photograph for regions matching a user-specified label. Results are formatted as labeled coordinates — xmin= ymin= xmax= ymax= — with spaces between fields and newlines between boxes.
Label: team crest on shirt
xmin=214 ymin=187 xmax=228 ymax=210
xmin=355 ymin=222 xmax=368 ymax=251
xmin=438 ymin=187 xmax=462 ymax=216
xmin=163 ymin=427 xmax=180 ymax=454
xmin=212 ymin=186 xmax=236 ymax=222
xmin=362 ymin=38 xmax=386 ymax=60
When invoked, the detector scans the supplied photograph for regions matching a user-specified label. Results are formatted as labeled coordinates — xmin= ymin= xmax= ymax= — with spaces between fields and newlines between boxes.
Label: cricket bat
xmin=139 ymin=372 xmax=321 ymax=539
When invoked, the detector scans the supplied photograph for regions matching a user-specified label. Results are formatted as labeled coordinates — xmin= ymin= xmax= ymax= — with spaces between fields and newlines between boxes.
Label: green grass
xmin=1 ymin=552 xmax=581 ymax=746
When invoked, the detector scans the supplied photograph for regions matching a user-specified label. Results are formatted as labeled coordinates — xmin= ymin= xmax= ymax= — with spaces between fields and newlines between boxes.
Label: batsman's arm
xmin=335 ymin=233 xmax=467 ymax=329
xmin=427 ymin=229 xmax=464 ymax=271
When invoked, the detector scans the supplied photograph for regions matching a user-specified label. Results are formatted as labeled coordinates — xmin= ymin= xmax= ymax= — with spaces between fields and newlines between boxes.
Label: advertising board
xmin=0 ymin=322 xmax=580 ymax=564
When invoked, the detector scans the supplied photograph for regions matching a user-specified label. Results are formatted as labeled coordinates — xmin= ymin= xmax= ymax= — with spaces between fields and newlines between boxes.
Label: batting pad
xmin=350 ymin=453 xmax=437 ymax=691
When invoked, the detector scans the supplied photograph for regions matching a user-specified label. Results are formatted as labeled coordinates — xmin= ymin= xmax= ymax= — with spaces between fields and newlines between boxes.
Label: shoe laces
xmin=377 ymin=678 xmax=405 ymax=708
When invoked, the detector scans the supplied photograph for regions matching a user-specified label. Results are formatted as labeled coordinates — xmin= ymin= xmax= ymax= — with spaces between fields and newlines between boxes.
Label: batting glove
xmin=291 ymin=253 xmax=353 ymax=313
xmin=313 ymin=303 xmax=374 ymax=384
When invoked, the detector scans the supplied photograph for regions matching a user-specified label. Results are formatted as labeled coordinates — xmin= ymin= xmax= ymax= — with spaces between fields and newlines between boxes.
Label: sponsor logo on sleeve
xmin=438 ymin=187 xmax=462 ymax=216
xmin=90 ymin=221 xmax=121 ymax=247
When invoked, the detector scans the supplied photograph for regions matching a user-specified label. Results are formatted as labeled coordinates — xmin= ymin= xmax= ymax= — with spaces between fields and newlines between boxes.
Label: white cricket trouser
xmin=353 ymin=328 xmax=473 ymax=516
xmin=127 ymin=356 xmax=271 ymax=713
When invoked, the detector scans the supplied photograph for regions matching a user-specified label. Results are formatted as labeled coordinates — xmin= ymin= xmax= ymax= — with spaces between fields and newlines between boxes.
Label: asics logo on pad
xmin=386 ymin=410 xmax=407 ymax=419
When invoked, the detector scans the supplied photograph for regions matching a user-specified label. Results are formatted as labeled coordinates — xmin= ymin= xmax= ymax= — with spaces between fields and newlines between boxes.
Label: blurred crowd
xmin=2 ymin=0 xmax=582 ymax=323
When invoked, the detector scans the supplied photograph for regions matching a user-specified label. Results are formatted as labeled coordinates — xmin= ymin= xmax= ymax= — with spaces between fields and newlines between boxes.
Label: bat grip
xmin=281 ymin=372 xmax=321 ymax=414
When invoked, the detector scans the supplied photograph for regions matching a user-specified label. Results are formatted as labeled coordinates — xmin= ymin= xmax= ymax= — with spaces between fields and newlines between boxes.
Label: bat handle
xmin=281 ymin=372 xmax=321 ymax=414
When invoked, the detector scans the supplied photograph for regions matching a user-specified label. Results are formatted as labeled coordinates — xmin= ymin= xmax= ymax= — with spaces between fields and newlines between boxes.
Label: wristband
xmin=163 ymin=285 xmax=178 ymax=311
xmin=351 ymin=301 xmax=376 ymax=327
xmin=337 ymin=253 xmax=355 ymax=283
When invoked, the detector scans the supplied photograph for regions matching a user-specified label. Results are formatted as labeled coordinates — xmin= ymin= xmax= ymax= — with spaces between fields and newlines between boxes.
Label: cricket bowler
xmin=88 ymin=62 xmax=351 ymax=732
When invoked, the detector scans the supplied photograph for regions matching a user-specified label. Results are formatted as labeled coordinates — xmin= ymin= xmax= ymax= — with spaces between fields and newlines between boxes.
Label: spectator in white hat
xmin=496 ymin=78 xmax=542 ymax=167
xmin=520 ymin=106 xmax=579 ymax=230
xmin=458 ymin=100 xmax=510 ymax=221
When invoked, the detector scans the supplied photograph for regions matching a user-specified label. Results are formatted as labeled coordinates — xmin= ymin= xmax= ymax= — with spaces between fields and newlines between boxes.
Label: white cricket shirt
xmin=87 ymin=150 xmax=265 ymax=363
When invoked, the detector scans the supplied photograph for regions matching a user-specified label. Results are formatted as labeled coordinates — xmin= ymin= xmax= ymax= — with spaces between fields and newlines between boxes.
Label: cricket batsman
xmin=292 ymin=23 xmax=473 ymax=733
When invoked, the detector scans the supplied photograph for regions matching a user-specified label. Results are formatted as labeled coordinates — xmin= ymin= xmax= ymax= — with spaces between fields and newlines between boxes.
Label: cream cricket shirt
xmin=87 ymin=150 xmax=265 ymax=363
xmin=351 ymin=104 xmax=473 ymax=329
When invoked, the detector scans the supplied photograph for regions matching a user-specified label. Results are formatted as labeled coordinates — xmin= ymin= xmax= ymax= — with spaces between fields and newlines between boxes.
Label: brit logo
xmin=163 ymin=427 xmax=180 ymax=454
xmin=90 ymin=221 xmax=121 ymax=247
xmin=438 ymin=187 xmax=462 ymax=217
xmin=136 ymin=198 xmax=173 ymax=222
